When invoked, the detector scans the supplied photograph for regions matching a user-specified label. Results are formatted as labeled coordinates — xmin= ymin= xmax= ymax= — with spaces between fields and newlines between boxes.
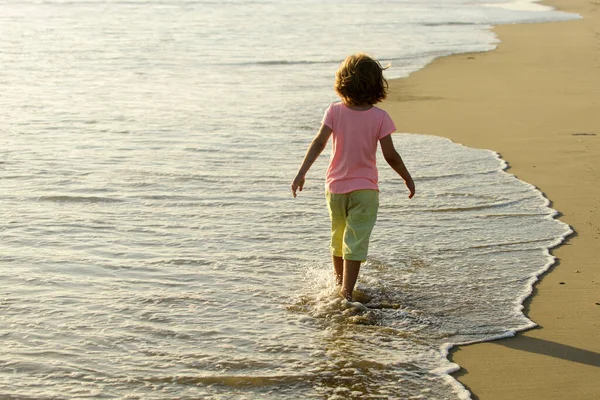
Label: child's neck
xmin=344 ymin=101 xmax=373 ymax=111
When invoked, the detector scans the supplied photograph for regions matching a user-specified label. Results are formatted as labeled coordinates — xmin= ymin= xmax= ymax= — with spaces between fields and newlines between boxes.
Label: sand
xmin=381 ymin=0 xmax=600 ymax=398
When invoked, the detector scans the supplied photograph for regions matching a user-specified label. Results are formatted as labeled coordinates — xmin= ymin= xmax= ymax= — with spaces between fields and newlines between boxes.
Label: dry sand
xmin=381 ymin=0 xmax=600 ymax=398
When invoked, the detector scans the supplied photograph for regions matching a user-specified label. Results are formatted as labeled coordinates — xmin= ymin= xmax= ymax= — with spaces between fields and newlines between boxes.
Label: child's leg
xmin=341 ymin=259 xmax=361 ymax=300
xmin=326 ymin=191 xmax=347 ymax=284
xmin=341 ymin=190 xmax=379 ymax=301
xmin=332 ymin=255 xmax=343 ymax=285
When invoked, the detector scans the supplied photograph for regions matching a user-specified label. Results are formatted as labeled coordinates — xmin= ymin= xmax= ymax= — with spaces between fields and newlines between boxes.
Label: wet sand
xmin=381 ymin=0 xmax=600 ymax=398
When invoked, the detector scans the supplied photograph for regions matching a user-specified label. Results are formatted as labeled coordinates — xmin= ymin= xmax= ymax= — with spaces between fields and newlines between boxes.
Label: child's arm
xmin=380 ymin=134 xmax=415 ymax=199
xmin=291 ymin=124 xmax=333 ymax=198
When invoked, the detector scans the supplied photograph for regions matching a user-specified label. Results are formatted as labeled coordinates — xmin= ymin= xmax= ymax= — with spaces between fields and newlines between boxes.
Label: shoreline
xmin=382 ymin=0 xmax=600 ymax=399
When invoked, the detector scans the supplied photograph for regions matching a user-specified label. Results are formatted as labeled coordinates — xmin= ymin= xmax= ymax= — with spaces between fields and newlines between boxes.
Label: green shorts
xmin=326 ymin=189 xmax=379 ymax=262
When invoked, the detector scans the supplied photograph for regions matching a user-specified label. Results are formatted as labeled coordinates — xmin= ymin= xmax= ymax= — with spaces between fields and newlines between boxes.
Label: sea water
xmin=0 ymin=0 xmax=577 ymax=399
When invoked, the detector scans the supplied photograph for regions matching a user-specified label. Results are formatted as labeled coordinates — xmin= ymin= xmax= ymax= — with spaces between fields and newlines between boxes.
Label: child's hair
xmin=334 ymin=53 xmax=389 ymax=106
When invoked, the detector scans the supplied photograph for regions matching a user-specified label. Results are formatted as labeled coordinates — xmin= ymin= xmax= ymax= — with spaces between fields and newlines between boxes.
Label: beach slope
xmin=382 ymin=0 xmax=600 ymax=398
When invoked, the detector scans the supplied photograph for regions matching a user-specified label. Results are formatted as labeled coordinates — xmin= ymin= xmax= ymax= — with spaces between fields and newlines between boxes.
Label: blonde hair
xmin=334 ymin=53 xmax=389 ymax=106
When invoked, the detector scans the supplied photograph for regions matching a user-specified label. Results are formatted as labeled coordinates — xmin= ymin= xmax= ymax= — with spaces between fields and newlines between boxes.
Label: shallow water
xmin=0 ymin=1 xmax=576 ymax=399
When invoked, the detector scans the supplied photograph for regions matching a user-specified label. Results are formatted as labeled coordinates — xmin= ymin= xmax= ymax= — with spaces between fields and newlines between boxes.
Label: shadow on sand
xmin=494 ymin=335 xmax=600 ymax=368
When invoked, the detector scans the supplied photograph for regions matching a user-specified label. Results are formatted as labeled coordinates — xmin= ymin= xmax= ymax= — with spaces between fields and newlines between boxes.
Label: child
xmin=291 ymin=53 xmax=415 ymax=302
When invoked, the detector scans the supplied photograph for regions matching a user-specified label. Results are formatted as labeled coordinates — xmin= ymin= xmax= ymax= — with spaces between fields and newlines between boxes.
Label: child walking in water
xmin=291 ymin=53 xmax=415 ymax=302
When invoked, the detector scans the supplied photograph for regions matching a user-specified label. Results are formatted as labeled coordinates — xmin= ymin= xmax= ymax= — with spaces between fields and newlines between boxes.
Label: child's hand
xmin=405 ymin=178 xmax=415 ymax=199
xmin=291 ymin=174 xmax=305 ymax=198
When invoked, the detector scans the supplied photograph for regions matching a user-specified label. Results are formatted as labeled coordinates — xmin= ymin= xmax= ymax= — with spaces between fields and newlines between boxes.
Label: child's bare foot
xmin=340 ymin=259 xmax=360 ymax=302
xmin=340 ymin=289 xmax=352 ymax=301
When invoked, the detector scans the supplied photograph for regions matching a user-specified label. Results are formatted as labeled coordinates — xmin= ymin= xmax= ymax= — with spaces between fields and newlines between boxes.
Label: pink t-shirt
xmin=322 ymin=102 xmax=396 ymax=194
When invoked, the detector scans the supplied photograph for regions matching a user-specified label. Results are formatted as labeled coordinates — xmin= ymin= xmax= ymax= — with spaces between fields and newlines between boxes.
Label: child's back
xmin=322 ymin=102 xmax=396 ymax=194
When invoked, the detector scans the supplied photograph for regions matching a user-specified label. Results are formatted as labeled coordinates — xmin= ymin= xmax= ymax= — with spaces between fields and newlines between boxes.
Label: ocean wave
xmin=36 ymin=195 xmax=124 ymax=203
xmin=222 ymin=50 xmax=458 ymax=68
xmin=422 ymin=22 xmax=480 ymax=27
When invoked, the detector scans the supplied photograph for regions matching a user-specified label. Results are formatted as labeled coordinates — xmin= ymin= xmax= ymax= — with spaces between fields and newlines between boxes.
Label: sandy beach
xmin=382 ymin=0 xmax=600 ymax=398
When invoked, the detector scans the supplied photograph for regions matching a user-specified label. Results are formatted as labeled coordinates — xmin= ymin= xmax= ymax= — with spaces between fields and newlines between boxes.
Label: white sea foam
xmin=489 ymin=0 xmax=557 ymax=13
